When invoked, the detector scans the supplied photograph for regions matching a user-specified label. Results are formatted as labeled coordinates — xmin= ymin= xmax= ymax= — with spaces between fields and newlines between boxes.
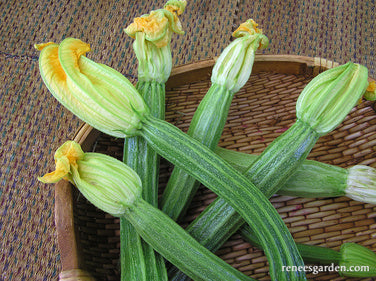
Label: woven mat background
xmin=0 ymin=0 xmax=375 ymax=280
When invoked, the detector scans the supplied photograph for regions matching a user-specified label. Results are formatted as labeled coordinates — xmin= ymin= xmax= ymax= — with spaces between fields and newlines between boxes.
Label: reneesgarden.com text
xmin=282 ymin=264 xmax=369 ymax=275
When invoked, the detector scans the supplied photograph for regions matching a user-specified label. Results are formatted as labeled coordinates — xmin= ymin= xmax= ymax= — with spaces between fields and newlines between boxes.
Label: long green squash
xmin=121 ymin=80 xmax=167 ymax=281
xmin=168 ymin=62 xmax=369 ymax=281
xmin=160 ymin=19 xmax=269 ymax=220
xmin=139 ymin=114 xmax=306 ymax=280
xmin=120 ymin=3 xmax=184 ymax=276
xmin=216 ymin=147 xmax=376 ymax=203
xmin=38 ymin=141 xmax=256 ymax=281
xmin=120 ymin=0 xmax=186 ymax=277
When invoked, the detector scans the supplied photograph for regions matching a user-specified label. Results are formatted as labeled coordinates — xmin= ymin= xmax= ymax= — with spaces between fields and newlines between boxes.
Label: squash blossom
xmin=124 ymin=0 xmax=186 ymax=83
xmin=125 ymin=0 xmax=186 ymax=48
xmin=34 ymin=38 xmax=148 ymax=138
xmin=211 ymin=19 xmax=269 ymax=93
xmin=296 ymin=62 xmax=368 ymax=136
xmin=345 ymin=165 xmax=376 ymax=204
xmin=38 ymin=141 xmax=142 ymax=217
xmin=364 ymin=81 xmax=376 ymax=101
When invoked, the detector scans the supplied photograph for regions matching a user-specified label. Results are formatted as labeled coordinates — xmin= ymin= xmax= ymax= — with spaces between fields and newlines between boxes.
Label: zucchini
xmin=122 ymin=1 xmax=187 ymax=278
xmin=121 ymin=81 xmax=167 ymax=281
xmin=169 ymin=62 xmax=369 ymax=280
xmin=160 ymin=83 xmax=236 ymax=220
xmin=161 ymin=19 xmax=268 ymax=221
xmin=39 ymin=141 xmax=256 ymax=281
xmin=217 ymin=147 xmax=376 ymax=203
xmin=139 ymin=114 xmax=306 ymax=281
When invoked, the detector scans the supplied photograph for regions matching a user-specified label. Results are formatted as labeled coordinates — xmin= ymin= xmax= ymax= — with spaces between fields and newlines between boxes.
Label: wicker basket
xmin=55 ymin=55 xmax=376 ymax=281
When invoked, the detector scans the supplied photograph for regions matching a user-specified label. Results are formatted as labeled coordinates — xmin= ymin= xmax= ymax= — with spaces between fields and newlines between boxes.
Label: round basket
xmin=54 ymin=55 xmax=376 ymax=281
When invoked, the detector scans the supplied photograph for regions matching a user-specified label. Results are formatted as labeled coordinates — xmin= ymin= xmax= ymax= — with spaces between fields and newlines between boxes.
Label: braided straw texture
xmin=0 ymin=0 xmax=375 ymax=280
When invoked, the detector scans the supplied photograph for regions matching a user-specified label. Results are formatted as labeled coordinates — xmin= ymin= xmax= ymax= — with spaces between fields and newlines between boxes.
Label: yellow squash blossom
xmin=39 ymin=141 xmax=142 ymax=216
xmin=364 ymin=80 xmax=376 ymax=101
xmin=124 ymin=1 xmax=186 ymax=82
xmin=124 ymin=0 xmax=186 ymax=48
xmin=38 ymin=141 xmax=84 ymax=183
xmin=211 ymin=19 xmax=269 ymax=93
xmin=35 ymin=38 xmax=148 ymax=138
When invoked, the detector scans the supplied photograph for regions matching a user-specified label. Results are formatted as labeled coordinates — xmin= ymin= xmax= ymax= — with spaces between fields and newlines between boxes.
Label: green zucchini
xmin=161 ymin=19 xmax=268 ymax=221
xmin=168 ymin=62 xmax=369 ymax=280
xmin=121 ymin=81 xmax=167 ymax=281
xmin=168 ymin=120 xmax=318 ymax=281
xmin=39 ymin=141 xmax=256 ymax=281
xmin=160 ymin=83 xmax=235 ymax=220
xmin=216 ymin=147 xmax=376 ymax=203
xmin=139 ymin=114 xmax=306 ymax=281
xmin=120 ymin=1 xmax=186 ymax=278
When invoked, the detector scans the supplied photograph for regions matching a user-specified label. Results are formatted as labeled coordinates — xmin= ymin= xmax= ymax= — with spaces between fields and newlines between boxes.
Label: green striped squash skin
xmin=244 ymin=120 xmax=320 ymax=198
xmin=241 ymin=226 xmax=342 ymax=266
xmin=121 ymin=81 xmax=168 ymax=281
xmin=140 ymin=114 xmax=307 ymax=281
xmin=169 ymin=120 xmax=319 ymax=281
xmin=216 ymin=146 xmax=348 ymax=198
xmin=125 ymin=198 xmax=256 ymax=281
xmin=160 ymin=84 xmax=233 ymax=221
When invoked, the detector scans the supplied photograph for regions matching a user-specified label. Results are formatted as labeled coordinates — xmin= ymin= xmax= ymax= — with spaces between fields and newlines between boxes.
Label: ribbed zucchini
xmin=39 ymin=141 xmax=256 ymax=281
xmin=120 ymin=1 xmax=186 ymax=279
xmin=160 ymin=83 xmax=235 ymax=220
xmin=121 ymin=81 xmax=167 ymax=281
xmin=168 ymin=62 xmax=369 ymax=280
xmin=140 ymin=114 xmax=306 ymax=281
xmin=216 ymin=147 xmax=376 ymax=203
xmin=160 ymin=19 xmax=269 ymax=221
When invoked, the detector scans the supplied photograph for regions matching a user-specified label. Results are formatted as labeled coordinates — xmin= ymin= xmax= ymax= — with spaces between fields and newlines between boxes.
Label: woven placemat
xmin=70 ymin=69 xmax=376 ymax=281
xmin=234 ymin=0 xmax=375 ymax=77
xmin=0 ymin=53 xmax=80 ymax=280
xmin=1 ymin=0 xmax=375 ymax=280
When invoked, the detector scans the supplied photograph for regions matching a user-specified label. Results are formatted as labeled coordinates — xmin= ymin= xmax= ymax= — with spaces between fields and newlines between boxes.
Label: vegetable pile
xmin=36 ymin=1 xmax=376 ymax=280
